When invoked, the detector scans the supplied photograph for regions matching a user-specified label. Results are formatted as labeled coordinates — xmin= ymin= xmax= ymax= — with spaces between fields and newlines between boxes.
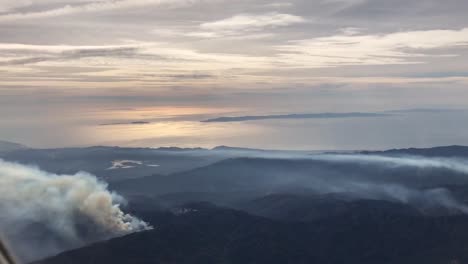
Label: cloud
xmin=0 ymin=42 xmax=270 ymax=68
xmin=100 ymin=121 xmax=151 ymax=126
xmin=0 ymin=0 xmax=116 ymax=13
xmin=201 ymin=12 xmax=306 ymax=31
xmin=276 ymin=27 xmax=468 ymax=67
xmin=0 ymin=0 xmax=32 ymax=12
xmin=1 ymin=27 xmax=468 ymax=91
xmin=191 ymin=12 xmax=306 ymax=38
xmin=0 ymin=43 xmax=140 ymax=54
xmin=0 ymin=44 xmax=140 ymax=66
xmin=264 ymin=2 xmax=294 ymax=8
xmin=0 ymin=159 xmax=150 ymax=261
xmin=307 ymin=154 xmax=468 ymax=174
xmin=2 ymin=26 xmax=468 ymax=72
xmin=335 ymin=0 xmax=468 ymax=21
xmin=0 ymin=0 xmax=207 ymax=22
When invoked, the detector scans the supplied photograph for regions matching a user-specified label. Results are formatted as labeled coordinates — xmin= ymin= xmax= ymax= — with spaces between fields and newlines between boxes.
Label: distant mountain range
xmin=362 ymin=145 xmax=468 ymax=157
xmin=0 ymin=140 xmax=27 ymax=152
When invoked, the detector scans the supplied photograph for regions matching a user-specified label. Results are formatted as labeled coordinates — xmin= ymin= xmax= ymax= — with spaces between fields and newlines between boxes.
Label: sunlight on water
xmin=73 ymin=110 xmax=468 ymax=151
xmin=90 ymin=121 xmax=264 ymax=148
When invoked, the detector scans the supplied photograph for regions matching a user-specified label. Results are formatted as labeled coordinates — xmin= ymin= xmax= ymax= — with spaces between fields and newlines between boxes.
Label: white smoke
xmin=219 ymin=152 xmax=468 ymax=213
xmin=213 ymin=148 xmax=468 ymax=175
xmin=286 ymin=154 xmax=468 ymax=214
xmin=308 ymin=154 xmax=468 ymax=174
xmin=317 ymin=180 xmax=468 ymax=214
xmin=0 ymin=159 xmax=151 ymax=261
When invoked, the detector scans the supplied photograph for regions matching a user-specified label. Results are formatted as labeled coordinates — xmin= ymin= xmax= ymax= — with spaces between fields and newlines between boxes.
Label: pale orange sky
xmin=1 ymin=0 xmax=468 ymax=149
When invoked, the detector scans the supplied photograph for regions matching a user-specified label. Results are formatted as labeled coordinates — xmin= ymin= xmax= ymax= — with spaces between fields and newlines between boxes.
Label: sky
xmin=1 ymin=0 xmax=468 ymax=150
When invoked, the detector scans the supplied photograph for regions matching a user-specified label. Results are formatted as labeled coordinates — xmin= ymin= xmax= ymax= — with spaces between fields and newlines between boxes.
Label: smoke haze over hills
xmin=3 ymin=145 xmax=468 ymax=262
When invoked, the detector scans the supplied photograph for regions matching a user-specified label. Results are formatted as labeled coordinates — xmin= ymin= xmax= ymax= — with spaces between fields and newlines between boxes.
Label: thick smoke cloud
xmin=0 ymin=159 xmax=150 ymax=262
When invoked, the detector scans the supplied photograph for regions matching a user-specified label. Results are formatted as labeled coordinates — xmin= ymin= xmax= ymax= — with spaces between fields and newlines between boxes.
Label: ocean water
xmin=2 ymin=109 xmax=468 ymax=150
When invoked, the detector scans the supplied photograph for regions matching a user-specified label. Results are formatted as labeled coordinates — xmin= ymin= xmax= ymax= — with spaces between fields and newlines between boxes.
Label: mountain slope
xmin=36 ymin=203 xmax=468 ymax=264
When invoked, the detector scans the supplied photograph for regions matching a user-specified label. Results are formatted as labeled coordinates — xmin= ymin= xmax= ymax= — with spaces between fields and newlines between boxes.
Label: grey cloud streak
xmin=0 ymin=0 xmax=213 ymax=22
xmin=0 ymin=46 xmax=140 ymax=66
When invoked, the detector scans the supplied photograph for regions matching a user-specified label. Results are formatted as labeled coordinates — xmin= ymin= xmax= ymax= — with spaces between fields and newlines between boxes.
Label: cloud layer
xmin=0 ymin=0 xmax=207 ymax=22
xmin=193 ymin=12 xmax=306 ymax=37
xmin=1 ymin=0 xmax=468 ymax=148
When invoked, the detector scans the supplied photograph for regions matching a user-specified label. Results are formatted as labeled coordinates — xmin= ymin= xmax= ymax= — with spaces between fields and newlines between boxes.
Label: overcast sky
xmin=1 ymin=0 xmax=468 ymax=149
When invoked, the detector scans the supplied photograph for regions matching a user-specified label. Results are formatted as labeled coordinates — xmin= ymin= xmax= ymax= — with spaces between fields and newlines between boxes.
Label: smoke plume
xmin=308 ymin=154 xmax=468 ymax=174
xmin=0 ymin=159 xmax=150 ymax=262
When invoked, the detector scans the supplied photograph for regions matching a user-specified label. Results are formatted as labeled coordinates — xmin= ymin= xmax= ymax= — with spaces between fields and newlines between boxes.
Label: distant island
xmin=202 ymin=112 xmax=388 ymax=123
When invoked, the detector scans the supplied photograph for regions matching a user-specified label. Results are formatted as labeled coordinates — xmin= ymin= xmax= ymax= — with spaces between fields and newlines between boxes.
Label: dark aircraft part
xmin=0 ymin=239 xmax=16 ymax=264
